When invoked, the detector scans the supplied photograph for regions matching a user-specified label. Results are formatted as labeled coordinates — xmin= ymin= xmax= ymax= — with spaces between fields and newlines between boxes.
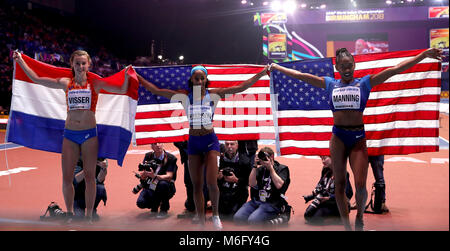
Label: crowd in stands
xmin=0 ymin=3 xmax=180 ymax=114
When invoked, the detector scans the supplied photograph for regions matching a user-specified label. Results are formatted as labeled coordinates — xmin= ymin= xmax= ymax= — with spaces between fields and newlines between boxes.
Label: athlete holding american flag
xmin=269 ymin=47 xmax=442 ymax=231
xmin=137 ymin=65 xmax=269 ymax=230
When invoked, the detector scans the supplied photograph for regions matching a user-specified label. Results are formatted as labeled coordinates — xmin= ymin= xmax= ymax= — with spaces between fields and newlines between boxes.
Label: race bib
xmin=67 ymin=89 xmax=91 ymax=110
xmin=188 ymin=105 xmax=213 ymax=126
xmin=259 ymin=190 xmax=269 ymax=202
xmin=332 ymin=86 xmax=361 ymax=110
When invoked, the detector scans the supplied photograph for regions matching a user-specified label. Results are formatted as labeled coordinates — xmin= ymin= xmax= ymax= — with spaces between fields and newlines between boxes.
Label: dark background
xmin=74 ymin=0 xmax=264 ymax=64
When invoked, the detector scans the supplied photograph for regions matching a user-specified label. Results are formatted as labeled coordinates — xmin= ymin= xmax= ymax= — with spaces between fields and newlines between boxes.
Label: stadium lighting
xmin=320 ymin=4 xmax=326 ymax=9
xmin=283 ymin=1 xmax=297 ymax=14
xmin=300 ymin=3 xmax=307 ymax=8
xmin=386 ymin=0 xmax=392 ymax=4
xmin=179 ymin=55 xmax=184 ymax=61
xmin=158 ymin=55 xmax=163 ymax=60
xmin=271 ymin=1 xmax=282 ymax=12
xmin=241 ymin=0 xmax=247 ymax=4
xmin=262 ymin=1 xmax=269 ymax=6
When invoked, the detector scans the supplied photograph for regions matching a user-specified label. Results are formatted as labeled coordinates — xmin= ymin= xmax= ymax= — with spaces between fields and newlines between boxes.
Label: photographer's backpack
xmin=40 ymin=202 xmax=67 ymax=221
xmin=365 ymin=183 xmax=388 ymax=214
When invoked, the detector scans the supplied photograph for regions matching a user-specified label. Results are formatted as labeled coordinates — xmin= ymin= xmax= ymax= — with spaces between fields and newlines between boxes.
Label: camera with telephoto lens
xmin=221 ymin=167 xmax=234 ymax=176
xmin=303 ymin=191 xmax=330 ymax=218
xmin=138 ymin=159 xmax=161 ymax=172
xmin=132 ymin=159 xmax=162 ymax=194
xmin=256 ymin=150 xmax=270 ymax=166
xmin=303 ymin=187 xmax=323 ymax=203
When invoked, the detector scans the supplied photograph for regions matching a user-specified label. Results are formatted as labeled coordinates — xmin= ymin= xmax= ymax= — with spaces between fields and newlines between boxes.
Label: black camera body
xmin=132 ymin=159 xmax=162 ymax=194
xmin=221 ymin=167 xmax=234 ymax=176
xmin=138 ymin=159 xmax=161 ymax=172
xmin=256 ymin=151 xmax=270 ymax=166
xmin=303 ymin=187 xmax=323 ymax=203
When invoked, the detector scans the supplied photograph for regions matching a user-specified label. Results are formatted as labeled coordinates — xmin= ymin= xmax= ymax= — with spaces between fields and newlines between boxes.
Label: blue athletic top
xmin=185 ymin=90 xmax=215 ymax=127
xmin=324 ymin=75 xmax=372 ymax=112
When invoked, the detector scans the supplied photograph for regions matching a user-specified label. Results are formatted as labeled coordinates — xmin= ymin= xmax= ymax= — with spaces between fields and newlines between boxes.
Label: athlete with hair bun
xmin=269 ymin=47 xmax=442 ymax=230
xmin=137 ymin=64 xmax=269 ymax=230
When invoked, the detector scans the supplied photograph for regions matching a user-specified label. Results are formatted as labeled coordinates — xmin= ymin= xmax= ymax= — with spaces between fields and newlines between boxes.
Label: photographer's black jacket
xmin=143 ymin=151 xmax=178 ymax=181
xmin=250 ymin=160 xmax=290 ymax=209
xmin=219 ymin=152 xmax=252 ymax=202
xmin=314 ymin=167 xmax=353 ymax=201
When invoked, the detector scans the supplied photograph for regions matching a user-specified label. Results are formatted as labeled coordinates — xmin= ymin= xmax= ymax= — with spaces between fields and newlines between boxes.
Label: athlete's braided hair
xmin=335 ymin=48 xmax=354 ymax=64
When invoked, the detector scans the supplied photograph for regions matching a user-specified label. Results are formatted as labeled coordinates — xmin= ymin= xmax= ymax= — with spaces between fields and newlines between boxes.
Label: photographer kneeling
xmin=233 ymin=147 xmax=290 ymax=225
xmin=134 ymin=143 xmax=178 ymax=219
xmin=73 ymin=157 xmax=108 ymax=221
xmin=303 ymin=156 xmax=353 ymax=225
xmin=218 ymin=140 xmax=252 ymax=219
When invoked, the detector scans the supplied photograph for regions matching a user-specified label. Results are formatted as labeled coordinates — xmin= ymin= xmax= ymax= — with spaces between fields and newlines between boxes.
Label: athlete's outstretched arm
xmin=370 ymin=48 xmax=442 ymax=87
xmin=137 ymin=73 xmax=187 ymax=99
xmin=13 ymin=51 xmax=68 ymax=90
xmin=95 ymin=65 xmax=132 ymax=94
xmin=270 ymin=63 xmax=326 ymax=88
xmin=211 ymin=65 xmax=269 ymax=98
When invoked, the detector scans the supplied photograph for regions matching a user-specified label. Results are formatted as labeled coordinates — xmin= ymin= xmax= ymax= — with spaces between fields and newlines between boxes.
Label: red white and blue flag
xmin=134 ymin=65 xmax=275 ymax=145
xmin=6 ymin=54 xmax=139 ymax=166
xmin=273 ymin=49 xmax=441 ymax=156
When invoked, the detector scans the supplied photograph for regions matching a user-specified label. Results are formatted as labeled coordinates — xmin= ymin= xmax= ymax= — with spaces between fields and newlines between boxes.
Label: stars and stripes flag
xmin=272 ymin=49 xmax=441 ymax=156
xmin=134 ymin=65 xmax=275 ymax=145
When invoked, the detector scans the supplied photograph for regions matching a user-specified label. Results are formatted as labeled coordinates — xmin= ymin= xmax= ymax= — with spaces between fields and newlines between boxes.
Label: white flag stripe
xmin=96 ymin=95 xmax=137 ymax=130
xmin=12 ymin=80 xmax=67 ymax=120
xmin=137 ymin=103 xmax=184 ymax=112
xmin=217 ymin=100 xmax=272 ymax=108
xmin=135 ymin=128 xmax=189 ymax=139
xmin=382 ymin=71 xmax=441 ymax=84
xmin=368 ymin=87 xmax=441 ymax=100
xmin=280 ymin=140 xmax=329 ymax=148
xmin=365 ymin=120 xmax=439 ymax=131
xmin=278 ymin=125 xmax=331 ymax=133
xmin=214 ymin=114 xmax=274 ymax=121
xmin=215 ymin=126 xmax=276 ymax=134
xmin=277 ymin=110 xmax=333 ymax=118
xmin=366 ymin=137 xmax=439 ymax=147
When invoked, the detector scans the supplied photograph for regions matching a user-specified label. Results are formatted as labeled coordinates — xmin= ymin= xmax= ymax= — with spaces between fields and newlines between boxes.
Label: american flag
xmin=134 ymin=65 xmax=275 ymax=145
xmin=273 ymin=49 xmax=441 ymax=156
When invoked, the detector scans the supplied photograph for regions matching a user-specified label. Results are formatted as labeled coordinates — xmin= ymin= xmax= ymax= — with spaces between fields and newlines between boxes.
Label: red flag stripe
xmin=367 ymin=146 xmax=439 ymax=155
xmin=335 ymin=63 xmax=441 ymax=79
xmin=366 ymin=128 xmax=438 ymax=140
xmin=366 ymin=95 xmax=441 ymax=107
xmin=280 ymin=147 xmax=330 ymax=156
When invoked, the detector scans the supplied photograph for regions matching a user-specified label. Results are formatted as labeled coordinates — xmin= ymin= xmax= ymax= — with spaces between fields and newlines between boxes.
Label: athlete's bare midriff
xmin=333 ymin=110 xmax=364 ymax=127
xmin=65 ymin=110 xmax=96 ymax=130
